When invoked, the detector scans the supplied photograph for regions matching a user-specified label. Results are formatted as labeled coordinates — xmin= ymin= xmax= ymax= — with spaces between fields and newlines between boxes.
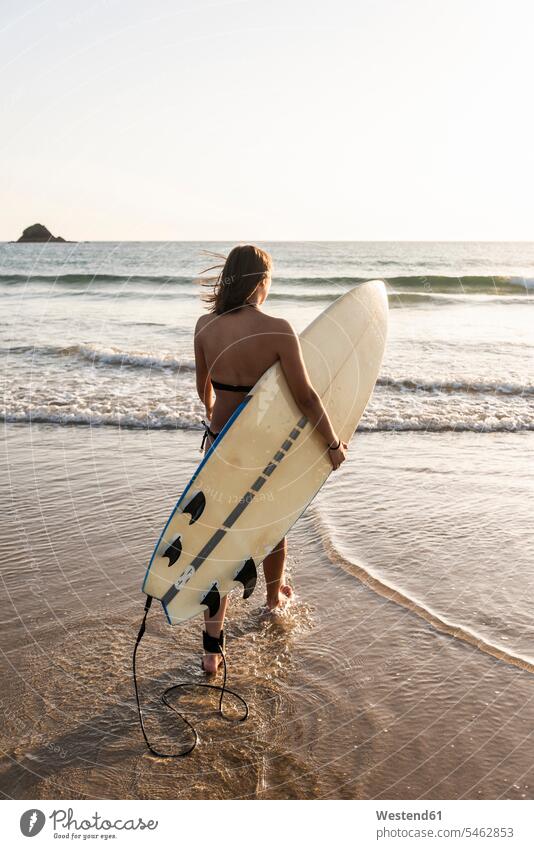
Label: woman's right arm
xmin=275 ymin=319 xmax=347 ymax=470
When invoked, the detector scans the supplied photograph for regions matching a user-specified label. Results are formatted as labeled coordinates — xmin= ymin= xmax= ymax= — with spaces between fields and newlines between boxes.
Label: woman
xmin=195 ymin=245 xmax=347 ymax=673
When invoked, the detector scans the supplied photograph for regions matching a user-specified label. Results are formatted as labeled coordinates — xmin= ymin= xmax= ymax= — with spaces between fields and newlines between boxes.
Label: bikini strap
xmin=200 ymin=420 xmax=218 ymax=452
xmin=211 ymin=379 xmax=253 ymax=393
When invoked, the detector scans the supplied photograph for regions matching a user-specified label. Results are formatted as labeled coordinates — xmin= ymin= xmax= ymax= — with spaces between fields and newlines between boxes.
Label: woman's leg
xmin=262 ymin=537 xmax=293 ymax=609
xmin=203 ymin=596 xmax=228 ymax=673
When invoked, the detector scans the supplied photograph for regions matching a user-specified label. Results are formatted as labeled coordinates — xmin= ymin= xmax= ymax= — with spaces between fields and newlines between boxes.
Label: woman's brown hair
xmin=200 ymin=244 xmax=272 ymax=314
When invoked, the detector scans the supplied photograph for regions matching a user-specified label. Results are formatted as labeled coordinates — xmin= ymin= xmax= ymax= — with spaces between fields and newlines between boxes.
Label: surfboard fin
xmin=181 ymin=491 xmax=206 ymax=525
xmin=234 ymin=558 xmax=257 ymax=600
xmin=162 ymin=535 xmax=182 ymax=567
xmin=201 ymin=583 xmax=221 ymax=617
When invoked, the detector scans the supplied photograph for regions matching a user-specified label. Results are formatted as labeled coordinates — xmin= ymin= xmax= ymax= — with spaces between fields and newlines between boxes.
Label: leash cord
xmin=133 ymin=596 xmax=249 ymax=757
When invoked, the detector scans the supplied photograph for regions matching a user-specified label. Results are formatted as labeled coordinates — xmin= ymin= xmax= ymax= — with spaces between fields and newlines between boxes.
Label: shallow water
xmin=1 ymin=425 xmax=532 ymax=800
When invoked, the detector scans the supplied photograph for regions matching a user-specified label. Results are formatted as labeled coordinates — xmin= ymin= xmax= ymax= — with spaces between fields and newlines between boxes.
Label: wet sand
xmin=1 ymin=423 xmax=533 ymax=799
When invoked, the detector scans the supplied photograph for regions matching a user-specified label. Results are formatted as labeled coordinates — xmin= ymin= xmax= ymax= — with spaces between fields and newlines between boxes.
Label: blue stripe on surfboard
xmin=141 ymin=393 xmax=253 ymax=610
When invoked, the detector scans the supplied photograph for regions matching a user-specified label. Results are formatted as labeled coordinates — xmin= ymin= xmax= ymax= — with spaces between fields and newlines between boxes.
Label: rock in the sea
xmin=16 ymin=223 xmax=67 ymax=243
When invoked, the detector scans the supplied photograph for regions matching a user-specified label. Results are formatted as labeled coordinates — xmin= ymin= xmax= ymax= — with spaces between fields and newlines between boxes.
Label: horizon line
xmin=3 ymin=238 xmax=534 ymax=245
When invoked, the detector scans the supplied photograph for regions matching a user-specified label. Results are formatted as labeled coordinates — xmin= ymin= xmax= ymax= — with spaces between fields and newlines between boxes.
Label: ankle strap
xmin=203 ymin=630 xmax=225 ymax=654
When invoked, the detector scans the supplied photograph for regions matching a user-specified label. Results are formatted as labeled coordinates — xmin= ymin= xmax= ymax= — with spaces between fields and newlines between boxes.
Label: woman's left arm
xmin=194 ymin=316 xmax=215 ymax=418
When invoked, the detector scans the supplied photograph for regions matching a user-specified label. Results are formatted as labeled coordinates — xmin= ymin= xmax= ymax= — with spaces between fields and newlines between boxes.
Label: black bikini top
xmin=211 ymin=379 xmax=253 ymax=393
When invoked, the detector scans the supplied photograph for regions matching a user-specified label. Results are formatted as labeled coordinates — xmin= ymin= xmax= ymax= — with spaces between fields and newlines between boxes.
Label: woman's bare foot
xmin=266 ymin=583 xmax=294 ymax=610
xmin=202 ymin=653 xmax=222 ymax=674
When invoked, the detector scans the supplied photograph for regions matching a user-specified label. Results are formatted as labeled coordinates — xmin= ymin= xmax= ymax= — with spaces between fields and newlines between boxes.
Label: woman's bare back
xmin=195 ymin=306 xmax=286 ymax=432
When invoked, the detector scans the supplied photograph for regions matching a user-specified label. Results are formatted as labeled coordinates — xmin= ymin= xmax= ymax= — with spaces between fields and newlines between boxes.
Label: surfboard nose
xmin=350 ymin=280 xmax=389 ymax=332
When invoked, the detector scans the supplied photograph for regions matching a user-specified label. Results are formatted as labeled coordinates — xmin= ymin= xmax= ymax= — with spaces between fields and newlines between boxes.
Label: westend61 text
xmin=376 ymin=810 xmax=442 ymax=821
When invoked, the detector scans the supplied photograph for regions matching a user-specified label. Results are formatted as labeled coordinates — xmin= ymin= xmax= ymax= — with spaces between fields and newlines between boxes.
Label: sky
xmin=1 ymin=0 xmax=533 ymax=241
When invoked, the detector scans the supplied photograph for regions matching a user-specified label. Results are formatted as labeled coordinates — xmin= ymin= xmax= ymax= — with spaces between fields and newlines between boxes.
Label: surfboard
xmin=142 ymin=281 xmax=388 ymax=624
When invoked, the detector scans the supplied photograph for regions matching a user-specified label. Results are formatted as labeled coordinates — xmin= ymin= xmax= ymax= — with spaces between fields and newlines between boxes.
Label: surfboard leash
xmin=133 ymin=596 xmax=249 ymax=757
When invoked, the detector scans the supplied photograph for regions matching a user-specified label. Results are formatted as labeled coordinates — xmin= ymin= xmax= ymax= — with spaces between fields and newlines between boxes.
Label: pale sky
xmin=1 ymin=0 xmax=533 ymax=241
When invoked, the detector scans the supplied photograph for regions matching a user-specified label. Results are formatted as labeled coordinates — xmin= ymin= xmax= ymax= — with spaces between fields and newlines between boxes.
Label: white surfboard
xmin=143 ymin=281 xmax=388 ymax=624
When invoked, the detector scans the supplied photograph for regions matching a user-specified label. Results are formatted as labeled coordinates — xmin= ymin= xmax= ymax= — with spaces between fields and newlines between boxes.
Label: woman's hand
xmin=327 ymin=439 xmax=348 ymax=470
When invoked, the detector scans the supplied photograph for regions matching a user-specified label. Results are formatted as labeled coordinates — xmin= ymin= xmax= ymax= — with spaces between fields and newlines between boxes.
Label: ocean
xmin=1 ymin=241 xmax=533 ymax=433
xmin=1 ymin=241 xmax=533 ymax=800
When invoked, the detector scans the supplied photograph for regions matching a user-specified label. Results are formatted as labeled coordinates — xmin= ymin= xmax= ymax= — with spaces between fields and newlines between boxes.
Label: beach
xmin=1 ymin=241 xmax=533 ymax=799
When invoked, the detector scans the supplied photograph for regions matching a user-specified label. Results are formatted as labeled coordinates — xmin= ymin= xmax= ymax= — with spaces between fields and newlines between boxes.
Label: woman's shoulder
xmin=195 ymin=312 xmax=215 ymax=334
xmin=261 ymin=313 xmax=296 ymax=336
xmin=255 ymin=310 xmax=293 ymax=329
